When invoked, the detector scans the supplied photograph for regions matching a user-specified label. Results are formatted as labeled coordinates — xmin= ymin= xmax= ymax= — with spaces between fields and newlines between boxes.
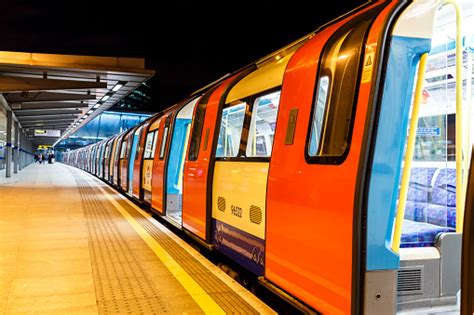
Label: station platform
xmin=0 ymin=163 xmax=275 ymax=314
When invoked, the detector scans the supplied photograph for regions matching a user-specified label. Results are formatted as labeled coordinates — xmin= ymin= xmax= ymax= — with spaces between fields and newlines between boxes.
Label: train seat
xmin=401 ymin=166 xmax=457 ymax=247
xmin=401 ymin=219 xmax=454 ymax=248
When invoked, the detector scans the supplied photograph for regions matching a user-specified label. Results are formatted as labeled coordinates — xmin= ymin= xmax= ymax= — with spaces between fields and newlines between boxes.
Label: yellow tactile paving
xmin=95 ymin=179 xmax=226 ymax=314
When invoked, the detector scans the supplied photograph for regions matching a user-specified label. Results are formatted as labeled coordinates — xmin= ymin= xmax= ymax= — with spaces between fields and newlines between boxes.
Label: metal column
xmin=13 ymin=121 xmax=19 ymax=174
xmin=5 ymin=110 xmax=12 ymax=178
xmin=19 ymin=132 xmax=23 ymax=171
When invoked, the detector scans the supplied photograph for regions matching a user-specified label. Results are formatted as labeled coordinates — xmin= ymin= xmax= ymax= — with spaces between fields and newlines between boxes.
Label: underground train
xmin=64 ymin=0 xmax=474 ymax=313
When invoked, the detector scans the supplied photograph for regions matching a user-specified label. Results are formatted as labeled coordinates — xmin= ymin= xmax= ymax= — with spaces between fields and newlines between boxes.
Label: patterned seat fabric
xmin=401 ymin=219 xmax=455 ymax=248
xmin=401 ymin=167 xmax=456 ymax=247
xmin=431 ymin=168 xmax=456 ymax=207
xmin=424 ymin=204 xmax=456 ymax=228
xmin=407 ymin=167 xmax=438 ymax=202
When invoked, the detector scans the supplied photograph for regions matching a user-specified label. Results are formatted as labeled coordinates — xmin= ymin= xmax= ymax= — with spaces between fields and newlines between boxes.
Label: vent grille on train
xmin=217 ymin=197 xmax=226 ymax=212
xmin=397 ymin=266 xmax=423 ymax=295
xmin=249 ymin=205 xmax=262 ymax=224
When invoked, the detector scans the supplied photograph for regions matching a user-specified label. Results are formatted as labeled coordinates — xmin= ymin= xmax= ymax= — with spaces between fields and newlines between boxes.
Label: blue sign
xmin=417 ymin=127 xmax=441 ymax=137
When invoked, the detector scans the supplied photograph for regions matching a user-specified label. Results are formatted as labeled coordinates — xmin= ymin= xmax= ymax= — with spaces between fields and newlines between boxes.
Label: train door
xmin=96 ymin=143 xmax=101 ymax=176
xmin=85 ymin=149 xmax=89 ymax=172
xmin=113 ymin=133 xmax=125 ymax=187
xmin=128 ymin=126 xmax=142 ymax=196
xmin=90 ymin=146 xmax=95 ymax=174
xmin=210 ymin=49 xmax=300 ymax=275
xmin=91 ymin=145 xmax=96 ymax=174
xmin=89 ymin=149 xmax=93 ymax=172
xmin=108 ymin=136 xmax=119 ymax=183
xmin=262 ymin=3 xmax=389 ymax=314
xmin=151 ymin=112 xmax=173 ymax=214
xmin=119 ymin=130 xmax=133 ymax=191
xmin=361 ymin=0 xmax=474 ymax=314
xmin=133 ymin=122 xmax=150 ymax=200
xmin=98 ymin=142 xmax=106 ymax=178
xmin=94 ymin=144 xmax=101 ymax=176
xmin=165 ymin=98 xmax=199 ymax=225
xmin=182 ymin=72 xmax=251 ymax=242
xmin=104 ymin=138 xmax=114 ymax=181
xmin=142 ymin=117 xmax=161 ymax=205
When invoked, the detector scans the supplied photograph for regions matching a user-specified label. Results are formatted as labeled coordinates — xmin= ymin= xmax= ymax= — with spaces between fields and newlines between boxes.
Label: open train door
xmin=182 ymin=70 xmax=253 ymax=243
xmin=462 ymin=146 xmax=474 ymax=314
xmin=262 ymin=2 xmax=393 ymax=313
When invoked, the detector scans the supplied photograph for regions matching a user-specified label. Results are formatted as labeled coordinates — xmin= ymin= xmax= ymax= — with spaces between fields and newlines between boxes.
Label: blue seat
xmin=401 ymin=219 xmax=454 ymax=248
xmin=401 ymin=167 xmax=457 ymax=247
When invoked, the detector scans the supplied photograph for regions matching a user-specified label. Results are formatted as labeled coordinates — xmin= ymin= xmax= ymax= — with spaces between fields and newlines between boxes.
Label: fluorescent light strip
xmin=112 ymin=83 xmax=123 ymax=92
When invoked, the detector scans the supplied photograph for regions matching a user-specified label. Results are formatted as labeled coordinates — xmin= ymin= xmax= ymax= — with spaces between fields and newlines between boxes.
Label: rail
xmin=392 ymin=0 xmax=464 ymax=253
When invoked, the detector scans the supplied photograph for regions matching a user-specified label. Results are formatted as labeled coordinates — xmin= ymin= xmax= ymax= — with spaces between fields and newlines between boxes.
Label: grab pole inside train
xmin=391 ymin=53 xmax=429 ymax=253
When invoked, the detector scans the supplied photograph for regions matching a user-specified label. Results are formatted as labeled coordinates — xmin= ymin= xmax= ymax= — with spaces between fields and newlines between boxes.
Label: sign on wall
xmin=34 ymin=129 xmax=61 ymax=137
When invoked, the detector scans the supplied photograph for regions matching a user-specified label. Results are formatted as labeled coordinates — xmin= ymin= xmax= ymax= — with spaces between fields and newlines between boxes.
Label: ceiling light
xmin=93 ymin=103 xmax=101 ymax=109
xmin=87 ymin=110 xmax=93 ymax=114
xmin=102 ymin=95 xmax=110 ymax=102
xmin=112 ymin=82 xmax=124 ymax=92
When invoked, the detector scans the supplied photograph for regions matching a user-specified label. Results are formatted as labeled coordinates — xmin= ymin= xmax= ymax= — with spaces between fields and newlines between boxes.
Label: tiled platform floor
xmin=0 ymin=163 xmax=274 ymax=314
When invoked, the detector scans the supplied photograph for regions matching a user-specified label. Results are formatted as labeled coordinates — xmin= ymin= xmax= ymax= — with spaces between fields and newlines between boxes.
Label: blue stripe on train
xmin=212 ymin=219 xmax=265 ymax=276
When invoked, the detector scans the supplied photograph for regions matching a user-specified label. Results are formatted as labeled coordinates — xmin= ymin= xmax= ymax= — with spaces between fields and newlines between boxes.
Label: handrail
xmin=392 ymin=0 xmax=464 ymax=253
xmin=392 ymin=53 xmax=429 ymax=253
xmin=442 ymin=0 xmax=464 ymax=233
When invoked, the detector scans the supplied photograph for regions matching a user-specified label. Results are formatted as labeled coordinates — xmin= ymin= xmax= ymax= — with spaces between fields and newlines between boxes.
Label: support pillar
xmin=19 ymin=132 xmax=23 ymax=171
xmin=13 ymin=121 xmax=19 ymax=174
xmin=5 ymin=110 xmax=12 ymax=178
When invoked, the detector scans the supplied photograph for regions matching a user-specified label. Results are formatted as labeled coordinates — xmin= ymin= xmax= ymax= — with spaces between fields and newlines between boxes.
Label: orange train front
xmin=63 ymin=0 xmax=474 ymax=313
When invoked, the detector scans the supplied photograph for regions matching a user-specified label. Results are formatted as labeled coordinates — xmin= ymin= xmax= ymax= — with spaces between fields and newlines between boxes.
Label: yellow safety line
xmin=392 ymin=53 xmax=429 ymax=253
xmin=94 ymin=180 xmax=226 ymax=314
xmin=441 ymin=0 xmax=465 ymax=233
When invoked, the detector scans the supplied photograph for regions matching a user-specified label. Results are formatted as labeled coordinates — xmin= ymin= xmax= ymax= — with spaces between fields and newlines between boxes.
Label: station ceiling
xmin=0 ymin=52 xmax=154 ymax=148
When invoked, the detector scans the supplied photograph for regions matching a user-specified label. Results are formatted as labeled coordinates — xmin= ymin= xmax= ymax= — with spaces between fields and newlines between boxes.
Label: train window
xmin=188 ymin=100 xmax=207 ymax=161
xmin=309 ymin=76 xmax=330 ymax=155
xmin=120 ymin=141 xmax=127 ymax=159
xmin=159 ymin=127 xmax=169 ymax=159
xmin=216 ymin=102 xmax=247 ymax=158
xmin=144 ymin=131 xmax=156 ymax=159
xmin=150 ymin=131 xmax=159 ymax=158
xmin=104 ymin=145 xmax=110 ymax=159
xmin=307 ymin=17 xmax=372 ymax=162
xmin=114 ymin=140 xmax=121 ymax=162
xmin=134 ymin=127 xmax=142 ymax=160
xmin=246 ymin=90 xmax=281 ymax=157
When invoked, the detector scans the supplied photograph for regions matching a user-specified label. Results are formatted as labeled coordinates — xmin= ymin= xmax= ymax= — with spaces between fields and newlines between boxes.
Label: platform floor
xmin=0 ymin=163 xmax=275 ymax=314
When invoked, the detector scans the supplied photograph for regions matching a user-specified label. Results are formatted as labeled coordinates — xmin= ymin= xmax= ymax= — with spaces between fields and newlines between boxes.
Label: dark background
xmin=0 ymin=0 xmax=366 ymax=112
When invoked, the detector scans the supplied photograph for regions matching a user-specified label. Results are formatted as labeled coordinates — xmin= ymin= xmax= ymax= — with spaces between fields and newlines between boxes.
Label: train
xmin=63 ymin=0 xmax=474 ymax=314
